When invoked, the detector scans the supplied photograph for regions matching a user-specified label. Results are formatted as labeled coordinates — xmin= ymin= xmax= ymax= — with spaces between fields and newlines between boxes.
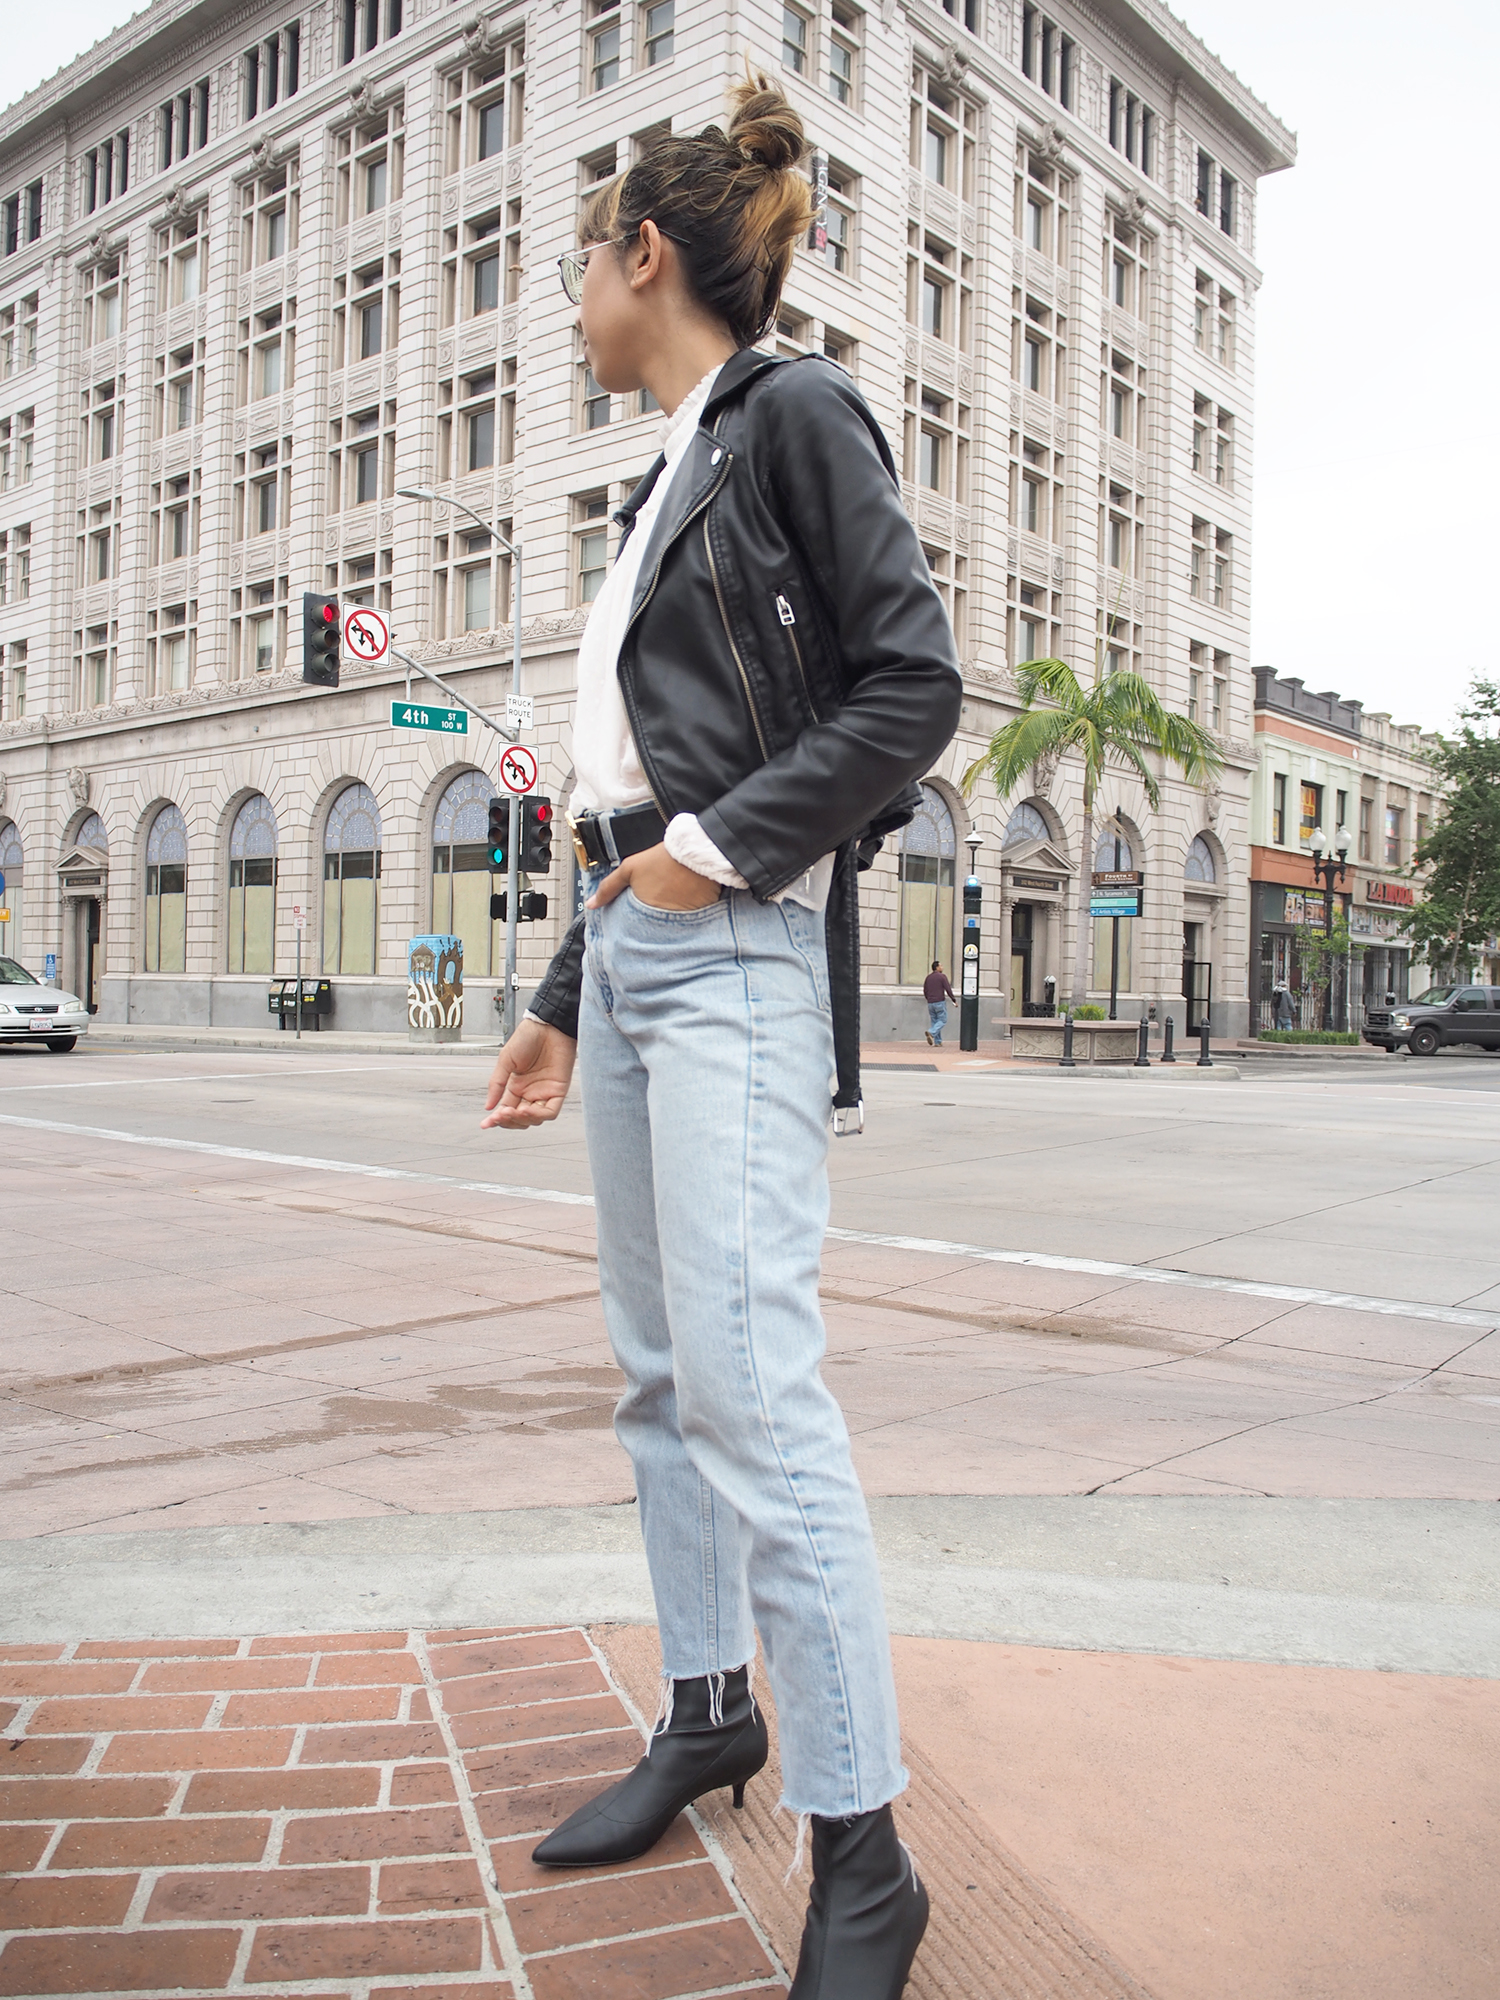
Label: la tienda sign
xmin=1366 ymin=879 xmax=1415 ymax=907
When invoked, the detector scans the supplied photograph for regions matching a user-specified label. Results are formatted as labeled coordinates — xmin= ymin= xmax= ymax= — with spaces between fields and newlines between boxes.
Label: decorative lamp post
xmin=960 ymin=832 xmax=983 ymax=1052
xmin=1309 ymin=823 xmax=1352 ymax=1030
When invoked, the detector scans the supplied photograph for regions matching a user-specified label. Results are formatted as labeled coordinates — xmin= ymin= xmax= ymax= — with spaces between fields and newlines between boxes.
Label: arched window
xmin=144 ymin=805 xmax=188 ymax=973
xmin=75 ymin=813 xmax=108 ymax=852
xmin=1185 ymin=834 xmax=1217 ymax=882
xmin=228 ymin=795 xmax=279 ymax=974
xmin=898 ymin=784 xmax=956 ymax=985
xmin=432 ymin=769 xmax=501 ymax=976
xmin=1003 ymin=802 xmax=1049 ymax=847
xmin=1092 ymin=819 xmax=1135 ymax=993
xmin=0 ymin=821 xmax=23 ymax=965
xmin=323 ymin=782 xmax=381 ymax=974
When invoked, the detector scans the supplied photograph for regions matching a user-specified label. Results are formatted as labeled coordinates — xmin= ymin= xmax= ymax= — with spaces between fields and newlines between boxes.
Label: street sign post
xmin=391 ymin=700 xmax=469 ymax=735
xmin=500 ymin=744 xmax=538 ymax=795
xmin=343 ymin=606 xmax=390 ymax=664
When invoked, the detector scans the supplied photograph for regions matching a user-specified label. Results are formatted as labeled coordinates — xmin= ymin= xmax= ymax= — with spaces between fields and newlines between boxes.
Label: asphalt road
xmin=4 ymin=1039 xmax=1499 ymax=1310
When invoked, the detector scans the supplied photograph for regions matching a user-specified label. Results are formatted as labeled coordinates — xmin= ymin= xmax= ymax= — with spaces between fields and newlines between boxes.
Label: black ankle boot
xmin=788 ymin=1803 xmax=929 ymax=1999
xmin=531 ymin=1665 xmax=768 ymax=1867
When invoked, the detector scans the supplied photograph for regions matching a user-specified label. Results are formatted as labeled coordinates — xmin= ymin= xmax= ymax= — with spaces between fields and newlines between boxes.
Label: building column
xmin=996 ymin=875 xmax=1013 ymax=1032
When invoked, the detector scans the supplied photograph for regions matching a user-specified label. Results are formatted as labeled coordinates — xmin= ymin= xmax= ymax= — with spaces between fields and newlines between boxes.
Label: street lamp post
xmin=959 ymin=832 xmax=983 ymax=1052
xmin=1309 ymin=823 xmax=1351 ymax=1030
xmin=395 ymin=483 xmax=525 ymax=1039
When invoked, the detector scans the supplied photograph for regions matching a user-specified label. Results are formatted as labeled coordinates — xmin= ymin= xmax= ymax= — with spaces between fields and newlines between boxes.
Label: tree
xmin=1402 ymin=680 xmax=1500 ymax=980
xmin=963 ymin=656 xmax=1224 ymax=1008
xmin=1294 ymin=914 xmax=1367 ymax=1031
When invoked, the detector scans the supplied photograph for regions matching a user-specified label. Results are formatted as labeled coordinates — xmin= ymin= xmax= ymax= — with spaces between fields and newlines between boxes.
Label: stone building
xmin=1248 ymin=667 xmax=1443 ymax=1032
xmin=0 ymin=0 xmax=1291 ymax=1037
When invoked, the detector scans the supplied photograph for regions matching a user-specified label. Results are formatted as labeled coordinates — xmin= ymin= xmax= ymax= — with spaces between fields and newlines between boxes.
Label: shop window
xmin=432 ymin=769 xmax=506 ymax=977
xmin=898 ymin=784 xmax=956 ymax=985
xmin=144 ymin=804 xmax=189 ymax=974
xmin=323 ymin=783 xmax=382 ymax=976
xmin=0 ymin=820 xmax=23 ymax=962
xmin=228 ymin=794 xmax=279 ymax=974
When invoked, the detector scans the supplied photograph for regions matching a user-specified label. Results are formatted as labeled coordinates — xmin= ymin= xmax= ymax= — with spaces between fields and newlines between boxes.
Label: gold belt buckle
xmin=565 ymin=811 xmax=592 ymax=873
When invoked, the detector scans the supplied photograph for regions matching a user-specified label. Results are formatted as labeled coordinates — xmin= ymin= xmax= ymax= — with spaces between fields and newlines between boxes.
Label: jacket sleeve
xmin=527 ymin=909 xmax=585 ymax=1039
xmin=696 ymin=360 xmax=963 ymax=897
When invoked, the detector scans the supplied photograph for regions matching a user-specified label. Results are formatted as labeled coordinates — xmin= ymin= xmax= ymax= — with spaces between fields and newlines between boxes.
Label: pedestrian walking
xmin=1273 ymin=982 xmax=1295 ymax=1030
xmin=481 ymin=72 xmax=959 ymax=2000
xmin=923 ymin=960 xmax=956 ymax=1046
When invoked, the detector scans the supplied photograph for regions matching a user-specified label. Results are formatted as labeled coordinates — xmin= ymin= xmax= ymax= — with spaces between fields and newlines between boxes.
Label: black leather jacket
xmin=529 ymin=345 xmax=963 ymax=1113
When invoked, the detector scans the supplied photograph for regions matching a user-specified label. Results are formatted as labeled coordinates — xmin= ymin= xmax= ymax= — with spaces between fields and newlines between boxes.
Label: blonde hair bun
xmin=727 ymin=72 xmax=807 ymax=174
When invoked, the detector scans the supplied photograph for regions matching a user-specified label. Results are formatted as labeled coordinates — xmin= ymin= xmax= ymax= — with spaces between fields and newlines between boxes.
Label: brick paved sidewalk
xmin=0 ymin=1627 xmax=779 ymax=1999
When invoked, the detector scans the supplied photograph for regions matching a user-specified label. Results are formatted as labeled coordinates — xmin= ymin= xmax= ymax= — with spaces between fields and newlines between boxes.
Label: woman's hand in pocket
xmin=588 ymin=843 xmax=722 ymax=913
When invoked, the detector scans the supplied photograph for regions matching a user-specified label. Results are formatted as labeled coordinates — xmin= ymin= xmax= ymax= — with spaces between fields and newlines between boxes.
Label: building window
xmin=334 ymin=107 xmax=404 ymax=226
xmin=0 ymin=295 xmax=38 ymax=377
xmin=0 ymin=821 xmax=23 ymax=957
xmin=588 ymin=0 xmax=623 ymax=91
xmin=430 ymin=524 xmax=509 ymax=639
xmin=574 ymin=494 xmax=609 ymax=604
xmin=912 ymin=71 xmax=976 ymax=201
xmin=74 ymin=628 xmax=117 ymax=716
xmin=83 ymin=135 xmax=130 ymax=214
xmin=330 ymin=548 xmax=392 ymax=613
xmin=1194 ymin=267 xmax=1236 ymax=365
xmin=431 ymin=770 xmax=503 ymax=975
xmin=1358 ymin=796 xmax=1372 ymax=861
xmin=1106 ymin=218 xmax=1147 ymax=317
xmin=241 ymin=160 xmax=299 ymax=268
xmin=159 ymin=81 xmax=210 ymax=169
xmin=156 ymin=215 xmax=205 ymax=310
xmin=1272 ymin=773 xmax=1286 ymax=846
xmin=898 ymin=785 xmax=956 ymax=986
xmin=902 ymin=380 xmax=969 ymax=508
xmin=1015 ymin=584 xmax=1052 ymax=664
xmin=440 ymin=202 xmax=519 ymax=326
xmin=1103 ymin=481 xmax=1143 ymax=576
xmin=77 ymin=498 xmax=122 ymax=584
xmin=80 ymin=378 xmax=120 ymax=465
xmin=643 ymin=0 xmax=675 ymax=65
xmin=230 ymin=443 xmax=287 ymax=543
xmin=323 ymin=782 xmax=383 ymax=976
xmin=0 ymin=524 xmax=30 ymax=604
xmin=340 ymin=0 xmax=403 ymax=65
xmin=155 ymin=341 xmax=204 ymax=435
xmin=328 ymin=402 xmax=395 ymax=512
xmin=230 ymin=575 xmax=288 ymax=678
xmin=1300 ymin=782 xmax=1323 ymax=842
xmin=445 ymin=38 xmax=525 ymax=169
xmin=578 ymin=351 xmax=611 ymax=430
xmin=5 ymin=641 xmax=26 ymax=717
xmin=1191 ymin=518 xmax=1230 ymax=606
xmin=226 ymin=795 xmax=279 ymax=973
xmin=1020 ymin=5 xmax=1075 ymax=110
xmin=782 ymin=4 xmax=810 ymax=74
xmin=1017 ymin=151 xmax=1069 ymax=264
xmin=144 ymin=805 xmax=189 ymax=974
xmin=1107 ymin=79 xmax=1156 ymax=176
xmin=147 ymin=602 xmax=196 ymax=694
xmin=1103 ymin=348 xmax=1145 ymax=447
xmin=1384 ymin=805 xmax=1403 ymax=867
xmin=81 ymin=261 xmax=124 ymax=346
xmin=333 ymin=254 xmax=400 ymax=367
xmin=243 ymin=22 xmax=301 ymax=120
xmin=1015 ymin=291 xmax=1062 ymax=399
xmin=149 ymin=472 xmax=201 ymax=564
xmin=1185 ymin=835 xmax=1216 ymax=882
xmin=829 ymin=3 xmax=859 ymax=105
xmin=820 ymin=165 xmax=856 ymax=276
xmin=0 ymin=408 xmax=33 ymax=491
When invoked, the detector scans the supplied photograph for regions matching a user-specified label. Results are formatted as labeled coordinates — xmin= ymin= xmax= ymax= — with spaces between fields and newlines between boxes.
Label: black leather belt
xmin=565 ymin=802 xmax=668 ymax=872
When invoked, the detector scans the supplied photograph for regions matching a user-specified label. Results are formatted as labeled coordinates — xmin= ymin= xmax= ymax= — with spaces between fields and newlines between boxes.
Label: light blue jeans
xmin=578 ymin=877 xmax=906 ymax=1817
xmin=927 ymin=1000 xmax=948 ymax=1045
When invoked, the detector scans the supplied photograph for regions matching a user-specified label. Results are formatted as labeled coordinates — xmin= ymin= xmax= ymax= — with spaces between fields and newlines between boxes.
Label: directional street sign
xmin=1090 ymin=894 xmax=1143 ymax=917
xmin=500 ymin=744 xmax=538 ymax=795
xmin=391 ymin=700 xmax=469 ymax=735
xmin=344 ymin=607 xmax=391 ymax=663
xmin=506 ymin=694 xmax=534 ymax=730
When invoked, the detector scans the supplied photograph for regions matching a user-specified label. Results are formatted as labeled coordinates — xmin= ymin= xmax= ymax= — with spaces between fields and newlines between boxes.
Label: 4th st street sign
xmin=391 ymin=700 xmax=469 ymax=735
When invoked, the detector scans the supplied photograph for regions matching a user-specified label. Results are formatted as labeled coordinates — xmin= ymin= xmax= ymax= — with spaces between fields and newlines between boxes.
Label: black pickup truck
xmin=1363 ymin=984 xmax=1500 ymax=1056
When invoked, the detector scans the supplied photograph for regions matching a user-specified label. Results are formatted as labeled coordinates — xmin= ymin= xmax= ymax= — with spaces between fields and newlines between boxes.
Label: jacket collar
xmin=612 ymin=347 xmax=788 ymax=536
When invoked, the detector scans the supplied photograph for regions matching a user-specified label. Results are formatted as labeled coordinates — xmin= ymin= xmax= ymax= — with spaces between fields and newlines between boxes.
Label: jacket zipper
xmin=616 ymin=448 xmax=736 ymax=817
xmin=775 ymin=593 xmax=819 ymax=722
xmin=706 ymin=517 xmax=772 ymax=762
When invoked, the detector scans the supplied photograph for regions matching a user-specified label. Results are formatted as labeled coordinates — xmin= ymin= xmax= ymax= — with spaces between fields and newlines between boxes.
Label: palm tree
xmin=963 ymin=656 xmax=1225 ymax=1010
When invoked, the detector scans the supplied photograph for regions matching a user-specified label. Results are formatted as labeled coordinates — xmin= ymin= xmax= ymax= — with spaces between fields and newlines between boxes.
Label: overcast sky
xmin=8 ymin=2 xmax=1495 ymax=733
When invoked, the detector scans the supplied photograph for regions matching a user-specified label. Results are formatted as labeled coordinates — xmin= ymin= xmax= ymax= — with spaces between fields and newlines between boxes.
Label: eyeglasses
xmin=557 ymin=241 xmax=621 ymax=305
xmin=556 ymin=226 xmax=690 ymax=304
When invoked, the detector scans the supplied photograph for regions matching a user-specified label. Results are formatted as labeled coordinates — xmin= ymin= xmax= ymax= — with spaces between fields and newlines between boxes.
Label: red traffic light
xmin=322 ymin=603 xmax=337 ymax=624
xmin=533 ymin=801 xmax=552 ymax=825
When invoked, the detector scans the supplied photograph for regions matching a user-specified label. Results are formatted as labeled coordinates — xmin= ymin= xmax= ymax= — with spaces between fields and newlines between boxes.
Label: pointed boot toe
xmin=531 ymin=1667 xmax=768 ymax=1869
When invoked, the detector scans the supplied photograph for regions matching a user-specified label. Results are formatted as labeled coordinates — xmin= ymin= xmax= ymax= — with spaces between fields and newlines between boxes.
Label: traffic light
xmin=302 ymin=593 xmax=341 ymax=687
xmin=518 ymin=890 xmax=549 ymax=921
xmin=489 ymin=891 xmax=507 ymax=921
xmin=520 ymin=795 xmax=554 ymax=874
xmin=486 ymin=796 xmax=509 ymax=869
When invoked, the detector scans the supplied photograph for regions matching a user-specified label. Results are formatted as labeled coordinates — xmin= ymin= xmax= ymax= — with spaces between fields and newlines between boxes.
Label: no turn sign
xmin=500 ymin=744 xmax=538 ymax=795
xmin=343 ymin=606 xmax=390 ymax=663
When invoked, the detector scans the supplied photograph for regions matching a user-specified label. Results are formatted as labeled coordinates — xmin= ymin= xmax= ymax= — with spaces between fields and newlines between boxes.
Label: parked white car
xmin=0 ymin=958 xmax=90 ymax=1051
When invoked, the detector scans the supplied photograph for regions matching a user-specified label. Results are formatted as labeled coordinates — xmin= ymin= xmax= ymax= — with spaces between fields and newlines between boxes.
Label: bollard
xmin=1197 ymin=1017 xmax=1213 ymax=1067
xmin=1135 ymin=1017 xmax=1151 ymax=1066
xmin=1162 ymin=1016 xmax=1176 ymax=1063
xmin=1059 ymin=1012 xmax=1077 ymax=1068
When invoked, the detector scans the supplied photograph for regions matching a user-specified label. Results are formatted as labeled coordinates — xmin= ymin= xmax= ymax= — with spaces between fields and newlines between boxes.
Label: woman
xmin=482 ymin=73 xmax=960 ymax=1999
